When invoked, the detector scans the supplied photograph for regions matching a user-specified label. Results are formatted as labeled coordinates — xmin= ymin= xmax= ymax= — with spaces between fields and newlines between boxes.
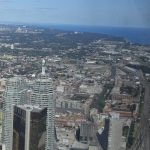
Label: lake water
xmin=32 ymin=24 xmax=150 ymax=45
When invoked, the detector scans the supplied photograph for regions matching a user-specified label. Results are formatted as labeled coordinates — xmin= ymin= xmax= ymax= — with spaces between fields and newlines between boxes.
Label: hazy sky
xmin=0 ymin=0 xmax=150 ymax=28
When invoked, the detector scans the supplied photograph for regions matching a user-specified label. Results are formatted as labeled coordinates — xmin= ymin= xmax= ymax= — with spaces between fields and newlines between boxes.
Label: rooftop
xmin=15 ymin=104 xmax=46 ymax=112
xmin=72 ymin=141 xmax=89 ymax=149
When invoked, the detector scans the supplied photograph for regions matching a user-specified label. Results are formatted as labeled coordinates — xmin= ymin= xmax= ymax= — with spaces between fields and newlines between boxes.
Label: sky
xmin=0 ymin=0 xmax=150 ymax=28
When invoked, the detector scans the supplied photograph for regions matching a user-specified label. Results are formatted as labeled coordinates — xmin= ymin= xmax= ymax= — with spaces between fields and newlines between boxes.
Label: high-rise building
xmin=12 ymin=104 xmax=47 ymax=150
xmin=98 ymin=118 xmax=126 ymax=150
xmin=80 ymin=121 xmax=94 ymax=144
xmin=2 ymin=77 xmax=27 ymax=150
xmin=107 ymin=119 xmax=126 ymax=150
xmin=98 ymin=118 xmax=109 ymax=150
xmin=30 ymin=60 xmax=55 ymax=150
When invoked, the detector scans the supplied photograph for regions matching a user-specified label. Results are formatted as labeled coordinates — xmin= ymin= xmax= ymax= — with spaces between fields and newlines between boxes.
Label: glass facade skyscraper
xmin=12 ymin=104 xmax=47 ymax=150
xmin=2 ymin=60 xmax=55 ymax=150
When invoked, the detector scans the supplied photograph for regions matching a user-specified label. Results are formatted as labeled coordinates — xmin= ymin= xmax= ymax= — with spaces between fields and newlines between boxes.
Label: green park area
xmin=91 ymin=84 xmax=114 ymax=112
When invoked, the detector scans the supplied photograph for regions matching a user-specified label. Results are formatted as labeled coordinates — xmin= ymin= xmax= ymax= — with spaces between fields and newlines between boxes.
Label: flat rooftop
xmin=14 ymin=104 xmax=46 ymax=112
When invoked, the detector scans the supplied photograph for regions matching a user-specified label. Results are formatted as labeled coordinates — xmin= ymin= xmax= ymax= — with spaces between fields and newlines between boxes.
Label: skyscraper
xmin=2 ymin=77 xmax=26 ymax=150
xmin=80 ymin=121 xmax=94 ymax=144
xmin=2 ymin=77 xmax=27 ymax=150
xmin=30 ymin=60 xmax=55 ymax=150
xmin=12 ymin=104 xmax=47 ymax=150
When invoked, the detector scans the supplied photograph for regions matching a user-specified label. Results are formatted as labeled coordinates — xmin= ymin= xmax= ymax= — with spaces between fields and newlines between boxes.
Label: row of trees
xmin=127 ymin=64 xmax=150 ymax=74
xmin=91 ymin=84 xmax=114 ymax=112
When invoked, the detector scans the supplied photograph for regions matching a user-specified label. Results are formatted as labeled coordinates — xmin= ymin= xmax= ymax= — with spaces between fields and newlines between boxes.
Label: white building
xmin=11 ymin=44 xmax=14 ymax=50
xmin=56 ymin=98 xmax=80 ymax=109
xmin=86 ymin=60 xmax=96 ymax=64
xmin=56 ymin=85 xmax=64 ymax=93
xmin=108 ymin=112 xmax=120 ymax=119
xmin=2 ymin=77 xmax=27 ymax=150
xmin=30 ymin=60 xmax=55 ymax=150
xmin=0 ymin=78 xmax=6 ymax=87
xmin=79 ymin=84 xmax=102 ymax=94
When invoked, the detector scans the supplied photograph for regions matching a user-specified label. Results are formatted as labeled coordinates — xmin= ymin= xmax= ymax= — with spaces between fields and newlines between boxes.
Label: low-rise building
xmin=55 ymin=113 xmax=85 ymax=127
xmin=90 ymin=108 xmax=98 ymax=116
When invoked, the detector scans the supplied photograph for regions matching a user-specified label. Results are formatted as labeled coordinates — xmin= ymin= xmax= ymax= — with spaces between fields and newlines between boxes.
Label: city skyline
xmin=0 ymin=24 xmax=149 ymax=149
xmin=1 ymin=60 xmax=55 ymax=150
xmin=0 ymin=0 xmax=150 ymax=28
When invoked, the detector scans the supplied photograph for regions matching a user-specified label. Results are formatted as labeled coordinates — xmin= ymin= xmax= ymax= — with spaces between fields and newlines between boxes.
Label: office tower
xmin=80 ymin=121 xmax=94 ymax=144
xmin=30 ymin=60 xmax=55 ymax=150
xmin=98 ymin=118 xmax=126 ymax=150
xmin=12 ymin=104 xmax=47 ymax=150
xmin=98 ymin=118 xmax=109 ymax=150
xmin=107 ymin=119 xmax=126 ymax=150
xmin=2 ymin=77 xmax=27 ymax=150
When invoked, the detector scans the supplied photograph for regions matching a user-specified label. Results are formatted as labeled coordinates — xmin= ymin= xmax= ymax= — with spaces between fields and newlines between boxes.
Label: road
xmin=110 ymin=64 xmax=116 ymax=80
xmin=136 ymin=72 xmax=150 ymax=150
xmin=119 ymin=66 xmax=150 ymax=150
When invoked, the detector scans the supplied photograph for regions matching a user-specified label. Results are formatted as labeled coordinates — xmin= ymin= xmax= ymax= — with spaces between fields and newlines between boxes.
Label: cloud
xmin=0 ymin=7 xmax=31 ymax=12
xmin=0 ymin=0 xmax=11 ymax=3
xmin=0 ymin=6 xmax=57 ymax=13
xmin=36 ymin=7 xmax=57 ymax=11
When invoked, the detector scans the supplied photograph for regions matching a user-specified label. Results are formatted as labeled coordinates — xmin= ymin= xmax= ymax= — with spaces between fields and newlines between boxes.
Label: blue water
xmin=32 ymin=24 xmax=150 ymax=45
